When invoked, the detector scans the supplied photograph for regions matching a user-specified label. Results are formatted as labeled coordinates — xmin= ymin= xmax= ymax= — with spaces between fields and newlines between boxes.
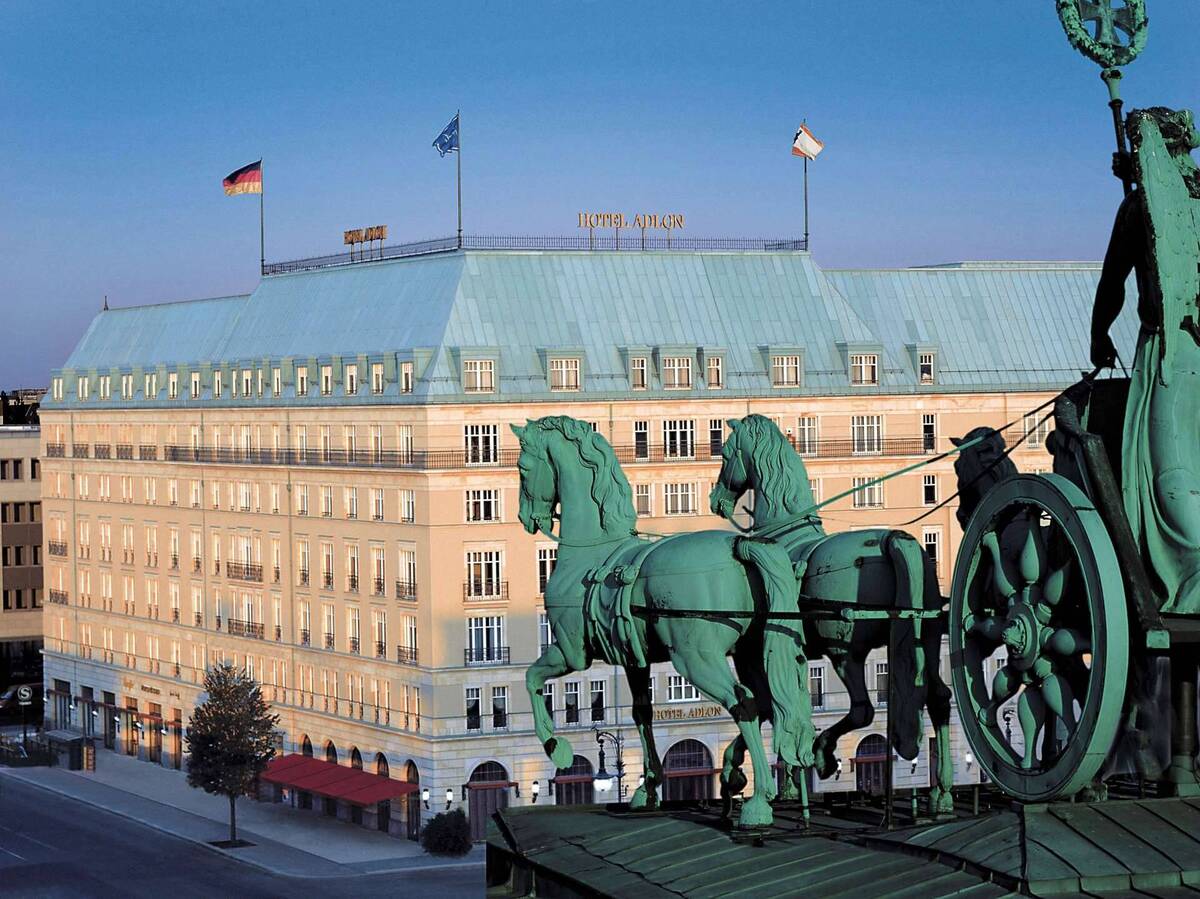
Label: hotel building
xmin=38 ymin=243 xmax=1134 ymax=839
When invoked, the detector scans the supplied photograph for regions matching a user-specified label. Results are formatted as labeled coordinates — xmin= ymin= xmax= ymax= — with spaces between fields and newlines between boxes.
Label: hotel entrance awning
xmin=261 ymin=753 xmax=417 ymax=806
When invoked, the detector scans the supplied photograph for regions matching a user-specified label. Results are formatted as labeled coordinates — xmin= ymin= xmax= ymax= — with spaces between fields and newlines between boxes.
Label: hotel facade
xmin=38 ymin=245 xmax=1133 ymax=839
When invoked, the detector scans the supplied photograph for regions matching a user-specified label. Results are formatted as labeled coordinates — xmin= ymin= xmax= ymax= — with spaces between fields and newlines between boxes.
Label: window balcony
xmin=322 ymin=572 xmax=334 ymax=590
xmin=138 ymin=445 xmax=158 ymax=461
xmin=298 ymin=568 xmax=310 ymax=587
xmin=227 ymin=618 xmax=264 ymax=639
xmin=465 ymin=646 xmax=510 ymax=666
xmin=72 ymin=443 xmax=90 ymax=459
xmin=349 ymin=637 xmax=360 ymax=654
xmin=194 ymin=611 xmax=203 ymax=627
xmin=274 ymin=624 xmax=282 ymax=642
xmin=48 ymin=541 xmax=68 ymax=557
xmin=144 ymin=553 xmax=158 ymax=568
xmin=116 ymin=444 xmax=133 ymax=460
xmin=324 ymin=633 xmax=335 ymax=650
xmin=395 ymin=580 xmax=418 ymax=601
xmin=347 ymin=574 xmax=359 ymax=593
xmin=374 ymin=640 xmax=386 ymax=659
xmin=93 ymin=444 xmax=111 ymax=459
xmin=193 ymin=556 xmax=202 ymax=573
xmin=171 ymin=608 xmax=180 ymax=623
xmin=372 ymin=577 xmax=385 ymax=596
xmin=396 ymin=645 xmax=419 ymax=666
xmin=273 ymin=566 xmax=281 ymax=584
xmin=170 ymin=553 xmax=179 ymax=571
xmin=46 ymin=443 xmax=65 ymax=457
xmin=463 ymin=581 xmax=509 ymax=602
xmin=226 ymin=561 xmax=263 ymax=583
xmin=48 ymin=589 xmax=69 ymax=606
xmin=299 ymin=628 xmax=310 ymax=647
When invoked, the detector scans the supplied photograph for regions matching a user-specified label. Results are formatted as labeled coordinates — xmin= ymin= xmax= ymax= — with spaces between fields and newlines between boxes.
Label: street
xmin=0 ymin=777 xmax=483 ymax=897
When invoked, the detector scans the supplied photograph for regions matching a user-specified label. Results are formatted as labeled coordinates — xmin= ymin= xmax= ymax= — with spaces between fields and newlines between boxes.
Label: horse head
xmin=950 ymin=427 xmax=1017 ymax=529
xmin=710 ymin=418 xmax=751 ymax=519
xmin=711 ymin=414 xmax=815 ymax=528
xmin=512 ymin=420 xmax=558 ymax=537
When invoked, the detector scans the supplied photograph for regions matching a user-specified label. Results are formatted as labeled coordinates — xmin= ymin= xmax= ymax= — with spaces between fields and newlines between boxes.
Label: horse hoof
xmin=737 ymin=796 xmax=774 ymax=829
xmin=629 ymin=786 xmax=657 ymax=810
xmin=545 ymin=737 xmax=574 ymax=769
xmin=720 ymin=768 xmax=748 ymax=797
xmin=815 ymin=750 xmax=838 ymax=780
xmin=778 ymin=775 xmax=799 ymax=801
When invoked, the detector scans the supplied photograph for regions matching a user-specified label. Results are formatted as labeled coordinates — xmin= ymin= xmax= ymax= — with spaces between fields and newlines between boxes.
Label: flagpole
xmin=259 ymin=159 xmax=266 ymax=275
xmin=456 ymin=110 xmax=463 ymax=249
xmin=803 ymin=156 xmax=810 ymax=250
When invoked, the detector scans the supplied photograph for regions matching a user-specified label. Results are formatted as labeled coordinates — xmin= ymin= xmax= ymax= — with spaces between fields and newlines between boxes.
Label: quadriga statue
xmin=512 ymin=415 xmax=813 ymax=828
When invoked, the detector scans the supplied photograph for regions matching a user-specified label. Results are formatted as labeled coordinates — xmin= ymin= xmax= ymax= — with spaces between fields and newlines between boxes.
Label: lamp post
xmin=592 ymin=729 xmax=626 ymax=800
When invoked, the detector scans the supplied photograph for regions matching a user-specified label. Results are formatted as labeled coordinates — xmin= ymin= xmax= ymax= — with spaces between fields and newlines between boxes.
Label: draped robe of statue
xmin=1093 ymin=111 xmax=1200 ymax=614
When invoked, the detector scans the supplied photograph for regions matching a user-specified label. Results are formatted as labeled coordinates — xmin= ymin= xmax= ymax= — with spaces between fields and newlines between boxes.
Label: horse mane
xmin=953 ymin=427 xmax=1017 ymax=528
xmin=537 ymin=416 xmax=637 ymax=532
xmin=737 ymin=414 xmax=815 ymax=523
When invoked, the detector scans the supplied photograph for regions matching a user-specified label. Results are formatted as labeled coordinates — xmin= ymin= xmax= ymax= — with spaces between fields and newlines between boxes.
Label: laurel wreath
xmin=1056 ymin=0 xmax=1148 ymax=68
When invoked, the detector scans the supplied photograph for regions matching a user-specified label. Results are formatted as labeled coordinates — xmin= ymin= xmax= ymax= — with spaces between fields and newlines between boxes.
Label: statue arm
xmin=1090 ymin=194 xmax=1138 ymax=368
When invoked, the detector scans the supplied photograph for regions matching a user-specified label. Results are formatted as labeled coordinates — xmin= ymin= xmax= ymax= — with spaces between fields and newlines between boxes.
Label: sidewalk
xmin=0 ymin=749 xmax=483 ymax=877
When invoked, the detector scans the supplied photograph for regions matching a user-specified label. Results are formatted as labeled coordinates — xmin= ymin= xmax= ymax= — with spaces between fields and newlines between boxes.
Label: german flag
xmin=223 ymin=160 xmax=262 ymax=196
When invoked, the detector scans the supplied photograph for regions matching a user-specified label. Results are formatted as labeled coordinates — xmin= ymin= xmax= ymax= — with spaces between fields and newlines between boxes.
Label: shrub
xmin=421 ymin=808 xmax=472 ymax=855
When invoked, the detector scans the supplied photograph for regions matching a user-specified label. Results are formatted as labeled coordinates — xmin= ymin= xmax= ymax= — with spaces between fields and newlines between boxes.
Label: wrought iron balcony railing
xmin=116 ymin=444 xmax=133 ymax=460
xmin=48 ymin=541 xmax=68 ymax=557
xmin=226 ymin=561 xmax=263 ymax=583
xmin=227 ymin=618 xmax=264 ymax=639
xmin=299 ymin=628 xmax=310 ymax=646
xmin=93 ymin=444 xmax=111 ymax=459
xmin=396 ymin=645 xmax=419 ymax=666
xmin=395 ymin=579 xmax=417 ymax=601
xmin=48 ymin=589 xmax=69 ymax=605
xmin=324 ymin=633 xmax=335 ymax=650
xmin=347 ymin=574 xmax=359 ymax=593
xmin=349 ymin=636 xmax=360 ymax=654
xmin=465 ymin=646 xmax=510 ymax=666
xmin=464 ymin=581 xmax=509 ymax=601
xmin=45 ymin=443 xmax=65 ymax=457
xmin=72 ymin=443 xmax=89 ymax=458
xmin=138 ymin=445 xmax=157 ymax=461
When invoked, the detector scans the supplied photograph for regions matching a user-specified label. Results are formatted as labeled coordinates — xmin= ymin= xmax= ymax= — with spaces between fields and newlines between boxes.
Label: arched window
xmin=375 ymin=753 xmax=389 ymax=778
xmin=300 ymin=735 xmax=312 ymax=757
xmin=325 ymin=740 xmax=338 ymax=765
xmin=854 ymin=733 xmax=889 ymax=796
xmin=350 ymin=747 xmax=363 ymax=770
xmin=402 ymin=760 xmax=421 ymax=841
xmin=554 ymin=754 xmax=595 ymax=806
xmin=404 ymin=760 xmax=419 ymax=784
xmin=662 ymin=739 xmax=713 ymax=801
xmin=467 ymin=762 xmax=510 ymax=842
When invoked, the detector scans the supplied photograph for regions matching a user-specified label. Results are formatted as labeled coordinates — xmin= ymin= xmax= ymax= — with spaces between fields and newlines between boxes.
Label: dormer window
xmin=706 ymin=356 xmax=724 ymax=389
xmin=168 ymin=373 xmax=178 ymax=400
xmin=919 ymin=352 xmax=935 ymax=385
xmin=99 ymin=376 xmax=111 ymax=400
xmin=401 ymin=361 xmax=414 ymax=393
xmin=320 ymin=365 xmax=333 ymax=396
xmin=190 ymin=372 xmax=200 ymax=399
xmin=296 ymin=366 xmax=308 ymax=396
xmin=213 ymin=371 xmax=223 ymax=399
xmin=549 ymin=358 xmax=580 ymax=392
xmin=371 ymin=363 xmax=384 ymax=395
xmin=630 ymin=357 xmax=648 ymax=390
xmin=850 ymin=353 xmax=878 ymax=386
xmin=77 ymin=377 xmax=90 ymax=400
xmin=121 ymin=374 xmax=134 ymax=400
xmin=272 ymin=368 xmax=282 ymax=397
xmin=771 ymin=355 xmax=802 ymax=388
xmin=463 ymin=359 xmax=495 ymax=393
xmin=51 ymin=378 xmax=63 ymax=401
xmin=345 ymin=364 xmax=358 ymax=395
xmin=662 ymin=356 xmax=692 ymax=390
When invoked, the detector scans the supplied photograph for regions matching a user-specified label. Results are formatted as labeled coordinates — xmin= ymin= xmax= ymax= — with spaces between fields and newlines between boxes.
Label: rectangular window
xmin=538 ymin=611 xmax=554 ymax=655
xmin=809 ymin=664 xmax=826 ymax=709
xmin=875 ymin=660 xmax=889 ymax=705
xmin=463 ymin=359 xmax=495 ymax=393
xmin=771 ymin=354 xmax=802 ymax=387
xmin=565 ymin=681 xmax=580 ymax=724
xmin=706 ymin=355 xmax=723 ymax=389
xmin=371 ymin=362 xmax=384 ymax=395
xmin=465 ymin=488 xmax=501 ymax=522
xmin=852 ymin=476 xmax=884 ymax=508
xmin=630 ymin=357 xmax=647 ymax=390
xmin=272 ymin=368 xmax=281 ymax=397
xmin=667 ymin=675 xmax=701 ymax=702
xmin=1025 ymin=413 xmax=1050 ymax=447
xmin=708 ymin=419 xmax=723 ymax=456
xmin=371 ymin=487 xmax=385 ymax=521
xmin=465 ymin=687 xmax=481 ymax=730
xmin=850 ymin=353 xmax=879 ymax=386
xmin=320 ymin=365 xmax=332 ymax=396
xmin=537 ymin=547 xmax=557 ymax=593
xmin=344 ymin=364 xmax=358 ymax=395
xmin=922 ymin=414 xmax=937 ymax=454
xmin=99 ymin=375 xmax=111 ymax=399
xmin=923 ymin=474 xmax=938 ymax=506
xmin=398 ymin=545 xmax=417 ymax=599
xmin=296 ymin=366 xmax=308 ymax=396
xmin=851 ymin=415 xmax=883 ymax=455
xmin=663 ymin=482 xmax=696 ymax=515
xmin=399 ymin=489 xmax=415 ymax=523
xmin=212 ymin=371 xmax=222 ymax=398
xmin=465 ymin=615 xmax=505 ymax=664
xmin=240 ymin=369 xmax=251 ymax=397
xmin=633 ymin=421 xmax=649 ymax=460
xmin=662 ymin=419 xmax=695 ymax=459
xmin=797 ymin=416 xmax=819 ymax=456
xmin=464 ymin=424 xmax=499 ymax=464
xmin=549 ymin=358 xmax=581 ymax=392
xmin=400 ymin=361 xmax=414 ymax=393
xmin=661 ymin=356 xmax=692 ymax=390
xmin=492 ymin=686 xmax=508 ymax=728
xmin=167 ymin=372 xmax=178 ymax=399
xmin=923 ymin=528 xmax=942 ymax=576
xmin=919 ymin=352 xmax=935 ymax=385
xmin=635 ymin=484 xmax=651 ymax=516
xmin=590 ymin=679 xmax=606 ymax=722
xmin=465 ymin=551 xmax=504 ymax=598
xmin=190 ymin=372 xmax=200 ymax=399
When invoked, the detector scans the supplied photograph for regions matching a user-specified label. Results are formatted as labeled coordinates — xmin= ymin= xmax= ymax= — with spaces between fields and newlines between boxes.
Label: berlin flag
xmin=223 ymin=160 xmax=263 ymax=196
xmin=792 ymin=124 xmax=824 ymax=160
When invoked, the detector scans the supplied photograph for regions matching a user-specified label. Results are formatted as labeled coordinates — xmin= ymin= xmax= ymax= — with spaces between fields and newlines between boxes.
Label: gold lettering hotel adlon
xmin=578 ymin=211 xmax=685 ymax=230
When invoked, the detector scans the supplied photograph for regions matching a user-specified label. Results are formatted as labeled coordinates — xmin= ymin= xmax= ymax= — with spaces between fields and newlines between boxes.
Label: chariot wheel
xmin=949 ymin=473 xmax=1128 ymax=802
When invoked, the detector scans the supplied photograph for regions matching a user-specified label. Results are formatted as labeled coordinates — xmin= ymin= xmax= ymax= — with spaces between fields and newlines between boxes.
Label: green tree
xmin=185 ymin=663 xmax=280 ymax=843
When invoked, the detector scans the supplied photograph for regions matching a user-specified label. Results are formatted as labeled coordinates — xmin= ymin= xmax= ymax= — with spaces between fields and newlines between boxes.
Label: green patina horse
xmin=513 ymin=415 xmax=813 ymax=828
xmin=710 ymin=414 xmax=955 ymax=813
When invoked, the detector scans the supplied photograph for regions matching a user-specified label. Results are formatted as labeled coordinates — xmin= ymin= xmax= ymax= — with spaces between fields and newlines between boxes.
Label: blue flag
xmin=433 ymin=114 xmax=459 ymax=157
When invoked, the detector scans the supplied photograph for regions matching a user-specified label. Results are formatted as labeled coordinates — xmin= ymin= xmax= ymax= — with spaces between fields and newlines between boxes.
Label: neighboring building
xmin=1 ymin=421 xmax=43 ymax=692
xmin=38 ymin=245 xmax=1135 ymax=839
xmin=1 ymin=388 xmax=45 ymax=426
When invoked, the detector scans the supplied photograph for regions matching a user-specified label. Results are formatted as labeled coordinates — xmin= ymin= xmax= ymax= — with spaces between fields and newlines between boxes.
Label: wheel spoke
xmin=1019 ymin=515 xmax=1046 ymax=586
xmin=967 ymin=614 xmax=1007 ymax=644
xmin=1044 ymin=627 xmax=1090 ymax=657
xmin=1040 ymin=558 xmax=1071 ymax=609
xmin=981 ymin=529 xmax=1017 ymax=601
xmin=1018 ymin=688 xmax=1047 ymax=769
xmin=1040 ymin=673 xmax=1079 ymax=739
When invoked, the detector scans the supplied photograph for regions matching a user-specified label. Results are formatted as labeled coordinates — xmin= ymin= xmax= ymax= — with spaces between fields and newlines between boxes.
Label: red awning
xmin=261 ymin=754 xmax=417 ymax=806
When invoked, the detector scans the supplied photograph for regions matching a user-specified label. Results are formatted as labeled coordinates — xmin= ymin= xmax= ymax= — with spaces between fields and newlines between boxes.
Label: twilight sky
xmin=1 ymin=1 xmax=1193 ymax=388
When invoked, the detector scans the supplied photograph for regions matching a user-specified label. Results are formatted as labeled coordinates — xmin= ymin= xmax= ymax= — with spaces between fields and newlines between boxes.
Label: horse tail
xmin=885 ymin=532 xmax=927 ymax=760
xmin=735 ymin=536 xmax=809 ymax=767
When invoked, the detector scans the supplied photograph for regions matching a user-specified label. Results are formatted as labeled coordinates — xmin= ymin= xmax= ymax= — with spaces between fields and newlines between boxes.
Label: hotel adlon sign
xmin=578 ymin=211 xmax=685 ymax=230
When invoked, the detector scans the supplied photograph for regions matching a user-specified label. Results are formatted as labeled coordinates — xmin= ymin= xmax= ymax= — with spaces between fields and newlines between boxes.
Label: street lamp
xmin=965 ymin=751 xmax=974 ymax=770
xmin=592 ymin=729 xmax=626 ymax=799
xmin=444 ymin=787 xmax=453 ymax=810
xmin=531 ymin=780 xmax=540 ymax=804
xmin=421 ymin=788 xmax=430 ymax=810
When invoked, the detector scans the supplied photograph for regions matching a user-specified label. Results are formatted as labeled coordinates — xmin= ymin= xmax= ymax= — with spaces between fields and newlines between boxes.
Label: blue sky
xmin=1 ymin=1 xmax=1193 ymax=387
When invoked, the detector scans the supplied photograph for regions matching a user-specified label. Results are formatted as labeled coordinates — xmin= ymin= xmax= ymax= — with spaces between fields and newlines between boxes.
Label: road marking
xmin=0 ymin=824 xmax=57 ymax=852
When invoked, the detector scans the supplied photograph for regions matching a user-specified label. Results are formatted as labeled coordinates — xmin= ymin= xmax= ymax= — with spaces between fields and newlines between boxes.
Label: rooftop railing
xmin=263 ymin=234 xmax=808 ymax=276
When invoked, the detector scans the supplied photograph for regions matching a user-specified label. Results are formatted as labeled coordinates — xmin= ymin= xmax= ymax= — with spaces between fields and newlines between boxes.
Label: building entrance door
xmin=662 ymin=740 xmax=714 ymax=801
xmin=855 ymin=734 xmax=888 ymax=796
xmin=404 ymin=762 xmax=420 ymax=840
xmin=467 ymin=762 xmax=509 ymax=842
